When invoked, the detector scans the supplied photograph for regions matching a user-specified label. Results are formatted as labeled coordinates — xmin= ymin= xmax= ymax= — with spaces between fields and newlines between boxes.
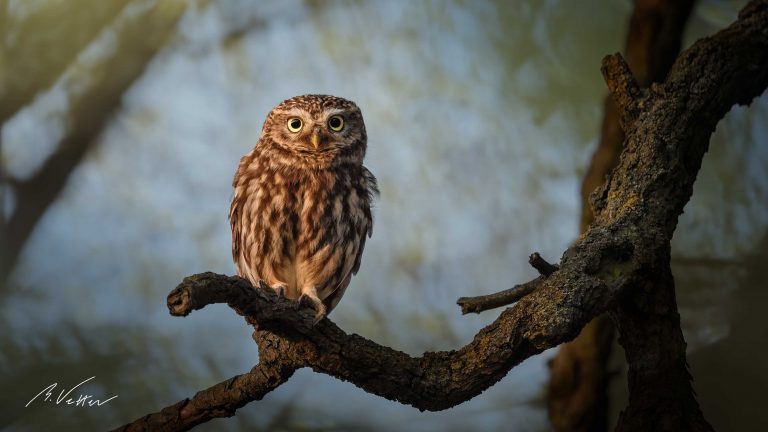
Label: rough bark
xmin=548 ymin=1 xmax=697 ymax=430
xmin=581 ymin=0 xmax=697 ymax=231
xmin=114 ymin=2 xmax=768 ymax=430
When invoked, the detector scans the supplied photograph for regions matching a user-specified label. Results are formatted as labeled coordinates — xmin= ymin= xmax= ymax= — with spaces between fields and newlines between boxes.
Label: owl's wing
xmin=362 ymin=166 xmax=379 ymax=236
xmin=229 ymin=153 xmax=258 ymax=277
xmin=229 ymin=189 xmax=243 ymax=264
xmin=324 ymin=221 xmax=369 ymax=312
xmin=351 ymin=226 xmax=369 ymax=276
xmin=354 ymin=166 xmax=378 ymax=272
xmin=323 ymin=168 xmax=378 ymax=311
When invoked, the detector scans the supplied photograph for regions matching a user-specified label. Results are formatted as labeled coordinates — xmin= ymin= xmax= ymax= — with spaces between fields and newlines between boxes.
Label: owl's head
xmin=260 ymin=94 xmax=367 ymax=167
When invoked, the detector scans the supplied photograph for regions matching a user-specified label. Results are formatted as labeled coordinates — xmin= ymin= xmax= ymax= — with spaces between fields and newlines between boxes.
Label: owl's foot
xmin=257 ymin=280 xmax=286 ymax=299
xmin=297 ymin=293 xmax=327 ymax=325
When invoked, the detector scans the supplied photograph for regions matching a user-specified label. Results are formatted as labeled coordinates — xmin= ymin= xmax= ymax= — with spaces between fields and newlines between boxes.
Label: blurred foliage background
xmin=1 ymin=0 xmax=766 ymax=430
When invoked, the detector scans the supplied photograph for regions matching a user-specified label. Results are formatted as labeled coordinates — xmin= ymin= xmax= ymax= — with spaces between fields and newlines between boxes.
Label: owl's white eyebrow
xmin=279 ymin=108 xmax=309 ymax=117
xmin=278 ymin=107 xmax=346 ymax=119
xmin=323 ymin=108 xmax=346 ymax=118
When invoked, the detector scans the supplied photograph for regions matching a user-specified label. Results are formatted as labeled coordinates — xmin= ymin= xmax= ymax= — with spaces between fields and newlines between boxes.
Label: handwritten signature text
xmin=25 ymin=376 xmax=118 ymax=408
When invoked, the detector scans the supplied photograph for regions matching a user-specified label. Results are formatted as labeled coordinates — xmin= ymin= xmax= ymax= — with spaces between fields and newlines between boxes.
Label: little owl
xmin=230 ymin=94 xmax=378 ymax=323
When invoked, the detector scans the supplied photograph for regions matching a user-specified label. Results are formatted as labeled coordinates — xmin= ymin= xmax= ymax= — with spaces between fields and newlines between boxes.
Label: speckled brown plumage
xmin=229 ymin=94 xmax=378 ymax=323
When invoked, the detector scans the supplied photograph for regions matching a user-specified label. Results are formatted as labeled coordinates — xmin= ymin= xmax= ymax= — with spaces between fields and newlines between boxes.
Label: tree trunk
xmin=547 ymin=1 xmax=696 ymax=429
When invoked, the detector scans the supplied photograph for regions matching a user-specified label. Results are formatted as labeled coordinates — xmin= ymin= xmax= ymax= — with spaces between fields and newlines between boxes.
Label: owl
xmin=229 ymin=94 xmax=378 ymax=323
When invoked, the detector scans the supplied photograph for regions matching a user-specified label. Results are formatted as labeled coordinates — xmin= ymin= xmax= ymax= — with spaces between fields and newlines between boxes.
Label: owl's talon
xmin=297 ymin=293 xmax=327 ymax=325
xmin=312 ymin=311 xmax=326 ymax=325
xmin=273 ymin=285 xmax=286 ymax=299
xmin=257 ymin=280 xmax=287 ymax=300
xmin=276 ymin=287 xmax=285 ymax=299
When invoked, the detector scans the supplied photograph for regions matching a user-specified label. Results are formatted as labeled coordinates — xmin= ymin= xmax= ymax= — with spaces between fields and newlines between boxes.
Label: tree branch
xmin=456 ymin=252 xmax=557 ymax=314
xmin=529 ymin=252 xmax=559 ymax=276
xmin=112 ymin=360 xmax=298 ymax=432
xmin=600 ymin=53 xmax=642 ymax=129
xmin=456 ymin=276 xmax=542 ymax=315
xmin=115 ymin=1 xmax=768 ymax=430
xmin=115 ymin=255 xmax=621 ymax=432
xmin=165 ymin=268 xmax=616 ymax=412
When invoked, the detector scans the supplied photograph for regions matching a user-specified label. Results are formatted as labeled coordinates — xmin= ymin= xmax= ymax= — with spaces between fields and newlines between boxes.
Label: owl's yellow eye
xmin=328 ymin=115 xmax=344 ymax=132
xmin=287 ymin=117 xmax=303 ymax=133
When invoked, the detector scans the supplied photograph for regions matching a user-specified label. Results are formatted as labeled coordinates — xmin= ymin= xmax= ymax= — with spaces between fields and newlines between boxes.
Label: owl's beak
xmin=310 ymin=130 xmax=321 ymax=149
